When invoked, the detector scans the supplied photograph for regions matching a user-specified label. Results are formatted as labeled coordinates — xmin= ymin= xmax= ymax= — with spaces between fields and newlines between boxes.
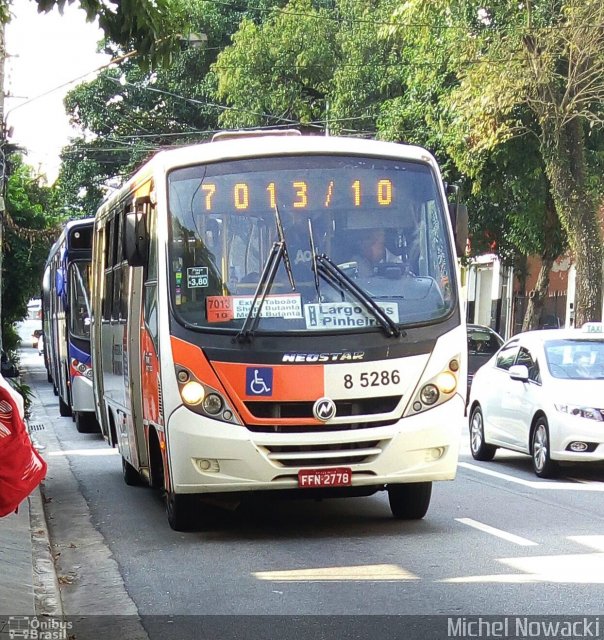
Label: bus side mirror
xmin=448 ymin=202 xmax=468 ymax=257
xmin=124 ymin=210 xmax=148 ymax=267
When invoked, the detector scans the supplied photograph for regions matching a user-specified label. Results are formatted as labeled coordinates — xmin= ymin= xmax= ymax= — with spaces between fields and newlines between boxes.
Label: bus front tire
xmin=166 ymin=492 xmax=197 ymax=531
xmin=387 ymin=482 xmax=432 ymax=520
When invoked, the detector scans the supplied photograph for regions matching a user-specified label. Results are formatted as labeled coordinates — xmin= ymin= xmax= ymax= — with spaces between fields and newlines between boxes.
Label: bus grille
xmin=245 ymin=396 xmax=401 ymax=420
xmin=247 ymin=418 xmax=398 ymax=433
xmin=259 ymin=440 xmax=385 ymax=467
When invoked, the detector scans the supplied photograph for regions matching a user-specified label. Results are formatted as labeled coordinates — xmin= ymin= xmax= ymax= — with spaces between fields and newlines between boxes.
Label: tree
xmin=1 ymin=0 xmax=174 ymax=66
xmin=54 ymin=0 xmax=257 ymax=215
xmin=214 ymin=0 xmax=340 ymax=129
xmin=2 ymin=155 xmax=59 ymax=350
xmin=402 ymin=0 xmax=604 ymax=326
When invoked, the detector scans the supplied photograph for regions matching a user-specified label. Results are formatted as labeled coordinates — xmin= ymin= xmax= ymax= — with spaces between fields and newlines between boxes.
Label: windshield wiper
xmin=234 ymin=205 xmax=295 ymax=343
xmin=234 ymin=242 xmax=284 ymax=343
xmin=314 ymin=254 xmax=403 ymax=338
xmin=307 ymin=219 xmax=322 ymax=301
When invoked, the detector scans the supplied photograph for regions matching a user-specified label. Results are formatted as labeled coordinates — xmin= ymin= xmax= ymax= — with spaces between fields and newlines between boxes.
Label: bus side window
xmin=102 ymin=221 xmax=114 ymax=322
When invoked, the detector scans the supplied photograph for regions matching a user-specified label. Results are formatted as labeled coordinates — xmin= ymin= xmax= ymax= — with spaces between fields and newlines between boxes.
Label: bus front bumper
xmin=167 ymin=395 xmax=464 ymax=495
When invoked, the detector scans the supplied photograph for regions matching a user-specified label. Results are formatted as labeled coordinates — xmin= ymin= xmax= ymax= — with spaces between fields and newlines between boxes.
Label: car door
xmin=482 ymin=341 xmax=520 ymax=445
xmin=505 ymin=345 xmax=542 ymax=452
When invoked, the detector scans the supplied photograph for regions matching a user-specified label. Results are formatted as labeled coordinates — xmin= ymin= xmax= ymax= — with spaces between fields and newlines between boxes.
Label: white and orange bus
xmin=91 ymin=131 xmax=468 ymax=530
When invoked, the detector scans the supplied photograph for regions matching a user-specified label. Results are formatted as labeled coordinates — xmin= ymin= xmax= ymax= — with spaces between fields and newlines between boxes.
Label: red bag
xmin=0 ymin=386 xmax=47 ymax=517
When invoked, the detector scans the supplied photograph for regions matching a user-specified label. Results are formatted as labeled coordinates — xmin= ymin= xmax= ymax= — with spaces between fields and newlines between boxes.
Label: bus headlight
xmin=203 ymin=393 xmax=223 ymax=415
xmin=435 ymin=371 xmax=457 ymax=394
xmin=175 ymin=366 xmax=241 ymax=424
xmin=181 ymin=381 xmax=205 ymax=406
xmin=404 ymin=355 xmax=461 ymax=417
xmin=420 ymin=384 xmax=439 ymax=405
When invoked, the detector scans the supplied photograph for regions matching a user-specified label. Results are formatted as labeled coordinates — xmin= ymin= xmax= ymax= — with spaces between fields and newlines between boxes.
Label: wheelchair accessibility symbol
xmin=246 ymin=367 xmax=273 ymax=396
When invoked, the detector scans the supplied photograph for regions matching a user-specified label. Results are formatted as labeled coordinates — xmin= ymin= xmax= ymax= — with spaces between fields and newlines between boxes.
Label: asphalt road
xmin=19 ymin=337 xmax=604 ymax=638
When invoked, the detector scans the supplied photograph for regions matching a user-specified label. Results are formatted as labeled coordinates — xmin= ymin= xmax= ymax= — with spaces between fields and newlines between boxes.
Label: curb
xmin=29 ymin=485 xmax=64 ymax=617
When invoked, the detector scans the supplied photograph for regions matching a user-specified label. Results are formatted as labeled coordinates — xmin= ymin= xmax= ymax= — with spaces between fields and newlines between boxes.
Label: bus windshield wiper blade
xmin=307 ymin=218 xmax=321 ymax=301
xmin=315 ymin=254 xmax=402 ymax=338
xmin=275 ymin=205 xmax=296 ymax=291
xmin=235 ymin=205 xmax=296 ymax=343
xmin=234 ymin=241 xmax=284 ymax=343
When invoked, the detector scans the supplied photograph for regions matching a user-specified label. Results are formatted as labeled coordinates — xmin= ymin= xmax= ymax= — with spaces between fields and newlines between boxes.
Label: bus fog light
xmin=203 ymin=393 xmax=223 ymax=415
xmin=223 ymin=410 xmax=233 ymax=421
xmin=196 ymin=458 xmax=220 ymax=473
xmin=436 ymin=371 xmax=457 ymax=394
xmin=85 ymin=369 xmax=93 ymax=380
xmin=413 ymin=401 xmax=422 ymax=412
xmin=177 ymin=369 xmax=190 ymax=383
xmin=449 ymin=358 xmax=459 ymax=372
xmin=420 ymin=384 xmax=439 ymax=405
xmin=181 ymin=381 xmax=205 ymax=405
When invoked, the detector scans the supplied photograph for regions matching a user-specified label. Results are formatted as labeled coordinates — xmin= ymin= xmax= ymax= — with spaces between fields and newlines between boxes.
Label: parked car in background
xmin=467 ymin=324 xmax=504 ymax=395
xmin=468 ymin=324 xmax=604 ymax=478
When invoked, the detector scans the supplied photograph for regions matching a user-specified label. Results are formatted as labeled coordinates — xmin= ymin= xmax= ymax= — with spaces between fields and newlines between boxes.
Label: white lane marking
xmin=253 ymin=564 xmax=418 ymax=581
xmin=442 ymin=538 xmax=604 ymax=584
xmin=459 ymin=461 xmax=604 ymax=491
xmin=456 ymin=518 xmax=538 ymax=547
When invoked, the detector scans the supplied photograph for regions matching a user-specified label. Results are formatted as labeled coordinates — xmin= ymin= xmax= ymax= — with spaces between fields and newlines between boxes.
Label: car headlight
xmin=555 ymin=403 xmax=603 ymax=421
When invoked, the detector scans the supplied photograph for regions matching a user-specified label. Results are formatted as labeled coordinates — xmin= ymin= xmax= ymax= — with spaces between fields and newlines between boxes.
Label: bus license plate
xmin=298 ymin=467 xmax=352 ymax=488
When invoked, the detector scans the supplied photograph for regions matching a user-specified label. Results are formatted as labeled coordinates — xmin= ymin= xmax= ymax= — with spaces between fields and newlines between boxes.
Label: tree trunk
xmin=522 ymin=256 xmax=554 ymax=332
xmin=539 ymin=118 xmax=603 ymax=326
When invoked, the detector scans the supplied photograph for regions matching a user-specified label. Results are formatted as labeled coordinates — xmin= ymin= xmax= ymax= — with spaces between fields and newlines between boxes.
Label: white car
xmin=468 ymin=324 xmax=604 ymax=478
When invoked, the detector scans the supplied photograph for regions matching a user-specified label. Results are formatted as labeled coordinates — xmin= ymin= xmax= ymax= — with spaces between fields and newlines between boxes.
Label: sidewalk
xmin=0 ymin=366 xmax=64 ymax=638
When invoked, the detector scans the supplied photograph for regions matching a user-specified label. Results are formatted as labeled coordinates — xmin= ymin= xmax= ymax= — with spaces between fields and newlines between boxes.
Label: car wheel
xmin=166 ymin=492 xmax=198 ymax=531
xmin=387 ymin=482 xmax=432 ymax=520
xmin=531 ymin=417 xmax=559 ymax=478
xmin=469 ymin=405 xmax=497 ymax=461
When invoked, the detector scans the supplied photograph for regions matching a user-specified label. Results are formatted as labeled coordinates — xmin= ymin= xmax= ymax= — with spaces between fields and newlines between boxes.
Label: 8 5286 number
xmin=343 ymin=370 xmax=400 ymax=389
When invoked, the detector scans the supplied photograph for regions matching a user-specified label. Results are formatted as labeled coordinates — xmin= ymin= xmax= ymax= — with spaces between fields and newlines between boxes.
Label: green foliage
xmin=214 ymin=0 xmax=340 ymax=128
xmin=13 ymin=0 xmax=175 ymax=68
xmin=2 ymin=156 xmax=57 ymax=343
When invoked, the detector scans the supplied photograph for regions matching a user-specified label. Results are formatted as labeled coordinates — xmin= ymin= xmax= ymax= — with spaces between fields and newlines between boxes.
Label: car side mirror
xmin=509 ymin=364 xmax=529 ymax=382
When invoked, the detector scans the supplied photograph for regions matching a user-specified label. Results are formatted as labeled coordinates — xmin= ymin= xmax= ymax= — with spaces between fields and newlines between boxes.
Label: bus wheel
xmin=59 ymin=396 xmax=72 ymax=417
xmin=122 ymin=457 xmax=143 ymax=486
xmin=387 ymin=482 xmax=432 ymax=520
xmin=166 ymin=492 xmax=197 ymax=531
xmin=75 ymin=412 xmax=97 ymax=434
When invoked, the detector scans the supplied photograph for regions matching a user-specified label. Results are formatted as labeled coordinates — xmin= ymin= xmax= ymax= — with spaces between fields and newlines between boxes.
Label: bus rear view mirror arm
xmin=448 ymin=202 xmax=468 ymax=257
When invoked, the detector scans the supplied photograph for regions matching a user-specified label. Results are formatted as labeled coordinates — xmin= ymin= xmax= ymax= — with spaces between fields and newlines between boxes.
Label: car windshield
xmin=544 ymin=338 xmax=604 ymax=380
xmin=167 ymin=155 xmax=456 ymax=333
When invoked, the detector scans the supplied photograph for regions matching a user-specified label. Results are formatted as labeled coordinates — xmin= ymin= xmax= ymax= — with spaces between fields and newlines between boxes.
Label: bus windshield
xmin=167 ymin=155 xmax=455 ymax=333
xmin=69 ymin=261 xmax=92 ymax=339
